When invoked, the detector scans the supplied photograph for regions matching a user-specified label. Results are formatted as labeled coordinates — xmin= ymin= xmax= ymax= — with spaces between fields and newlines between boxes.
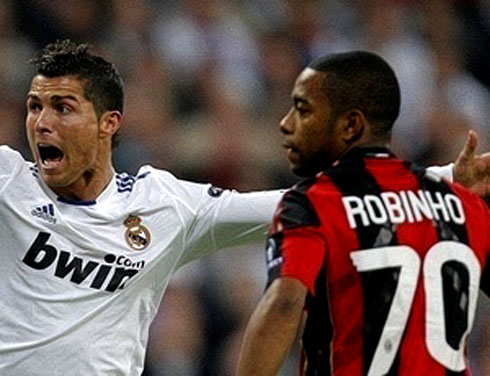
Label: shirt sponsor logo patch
xmin=207 ymin=186 xmax=224 ymax=198
xmin=266 ymin=238 xmax=283 ymax=269
xmin=31 ymin=203 xmax=57 ymax=224
xmin=23 ymin=232 xmax=145 ymax=292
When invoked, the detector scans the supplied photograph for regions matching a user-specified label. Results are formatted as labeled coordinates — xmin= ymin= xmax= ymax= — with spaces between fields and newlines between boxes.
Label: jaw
xmin=39 ymin=152 xmax=111 ymax=202
xmin=39 ymin=164 xmax=74 ymax=190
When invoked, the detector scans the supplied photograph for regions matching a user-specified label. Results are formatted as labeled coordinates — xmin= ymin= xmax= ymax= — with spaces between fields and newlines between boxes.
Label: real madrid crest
xmin=124 ymin=215 xmax=151 ymax=251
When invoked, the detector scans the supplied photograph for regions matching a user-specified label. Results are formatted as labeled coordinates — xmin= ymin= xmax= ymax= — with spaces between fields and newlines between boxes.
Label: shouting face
xmin=26 ymin=75 xmax=105 ymax=199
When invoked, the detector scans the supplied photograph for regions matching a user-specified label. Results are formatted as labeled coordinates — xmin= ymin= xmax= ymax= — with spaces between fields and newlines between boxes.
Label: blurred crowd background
xmin=1 ymin=0 xmax=490 ymax=374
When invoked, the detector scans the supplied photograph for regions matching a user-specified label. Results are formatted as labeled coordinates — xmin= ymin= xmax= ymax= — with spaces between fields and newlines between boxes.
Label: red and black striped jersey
xmin=266 ymin=147 xmax=490 ymax=376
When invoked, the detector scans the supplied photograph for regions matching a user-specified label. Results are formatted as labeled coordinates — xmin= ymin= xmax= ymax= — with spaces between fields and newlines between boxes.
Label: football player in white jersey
xmin=0 ymin=39 xmax=488 ymax=375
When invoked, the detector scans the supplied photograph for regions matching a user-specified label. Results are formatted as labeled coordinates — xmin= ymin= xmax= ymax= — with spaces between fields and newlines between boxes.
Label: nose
xmin=279 ymin=108 xmax=294 ymax=135
xmin=35 ymin=109 xmax=55 ymax=134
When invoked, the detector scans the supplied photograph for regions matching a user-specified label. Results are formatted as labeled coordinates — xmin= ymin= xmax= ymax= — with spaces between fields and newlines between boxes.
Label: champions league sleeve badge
xmin=124 ymin=215 xmax=151 ymax=251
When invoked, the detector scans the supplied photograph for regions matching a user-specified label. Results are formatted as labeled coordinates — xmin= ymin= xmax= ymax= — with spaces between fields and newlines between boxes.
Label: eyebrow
xmin=27 ymin=94 xmax=80 ymax=103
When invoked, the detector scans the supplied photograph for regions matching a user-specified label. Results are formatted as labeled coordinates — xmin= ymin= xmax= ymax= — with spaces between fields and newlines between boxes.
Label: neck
xmin=346 ymin=134 xmax=391 ymax=154
xmin=53 ymin=167 xmax=115 ymax=202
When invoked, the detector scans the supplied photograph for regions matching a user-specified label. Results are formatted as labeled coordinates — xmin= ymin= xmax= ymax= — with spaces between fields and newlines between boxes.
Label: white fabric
xmin=427 ymin=163 xmax=454 ymax=182
xmin=0 ymin=146 xmax=283 ymax=376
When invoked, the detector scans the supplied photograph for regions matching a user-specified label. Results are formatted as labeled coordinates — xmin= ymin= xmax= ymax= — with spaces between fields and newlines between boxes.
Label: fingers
xmin=458 ymin=130 xmax=478 ymax=162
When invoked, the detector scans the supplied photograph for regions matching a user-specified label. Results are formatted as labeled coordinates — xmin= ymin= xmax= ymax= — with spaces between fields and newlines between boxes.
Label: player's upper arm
xmin=183 ymin=187 xmax=284 ymax=262
xmin=266 ymin=187 xmax=326 ymax=297
xmin=146 ymin=166 xmax=285 ymax=264
xmin=263 ymin=277 xmax=309 ymax=316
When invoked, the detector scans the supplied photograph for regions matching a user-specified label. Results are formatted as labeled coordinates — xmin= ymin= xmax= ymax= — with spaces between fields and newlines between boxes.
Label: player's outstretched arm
xmin=453 ymin=130 xmax=490 ymax=199
xmin=236 ymin=277 xmax=307 ymax=376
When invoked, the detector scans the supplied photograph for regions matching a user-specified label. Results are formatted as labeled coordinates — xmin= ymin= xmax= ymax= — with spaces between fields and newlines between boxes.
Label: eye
xmin=27 ymin=101 xmax=42 ymax=112
xmin=296 ymin=106 xmax=309 ymax=117
xmin=56 ymin=104 xmax=72 ymax=114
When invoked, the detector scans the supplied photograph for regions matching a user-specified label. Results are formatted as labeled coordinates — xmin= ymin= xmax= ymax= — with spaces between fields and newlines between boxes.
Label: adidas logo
xmin=31 ymin=204 xmax=57 ymax=224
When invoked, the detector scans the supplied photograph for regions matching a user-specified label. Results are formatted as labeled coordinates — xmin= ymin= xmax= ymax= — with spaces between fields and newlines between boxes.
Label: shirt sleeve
xmin=427 ymin=163 xmax=454 ymax=182
xmin=265 ymin=189 xmax=326 ymax=296
xmin=179 ymin=183 xmax=286 ymax=265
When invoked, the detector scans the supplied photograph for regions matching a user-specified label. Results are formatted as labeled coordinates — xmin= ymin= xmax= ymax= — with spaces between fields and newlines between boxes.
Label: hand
xmin=453 ymin=130 xmax=490 ymax=199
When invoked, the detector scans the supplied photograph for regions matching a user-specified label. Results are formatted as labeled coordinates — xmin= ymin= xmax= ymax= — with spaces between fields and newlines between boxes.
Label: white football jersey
xmin=0 ymin=146 xmax=284 ymax=375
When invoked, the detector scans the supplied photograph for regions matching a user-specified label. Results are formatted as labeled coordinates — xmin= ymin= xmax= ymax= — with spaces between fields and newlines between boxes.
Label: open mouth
xmin=38 ymin=143 xmax=64 ymax=167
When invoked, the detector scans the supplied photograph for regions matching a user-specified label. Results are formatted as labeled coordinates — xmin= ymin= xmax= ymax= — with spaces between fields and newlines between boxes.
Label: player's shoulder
xmin=0 ymin=145 xmax=29 ymax=174
xmin=123 ymin=165 xmax=212 ymax=205
xmin=132 ymin=165 xmax=196 ymax=191
xmin=0 ymin=145 xmax=26 ymax=161
xmin=275 ymin=177 xmax=322 ymax=230
xmin=290 ymin=172 xmax=339 ymax=198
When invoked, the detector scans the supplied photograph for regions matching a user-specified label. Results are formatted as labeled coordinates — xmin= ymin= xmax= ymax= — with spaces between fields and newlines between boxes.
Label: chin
xmin=40 ymin=172 xmax=67 ymax=188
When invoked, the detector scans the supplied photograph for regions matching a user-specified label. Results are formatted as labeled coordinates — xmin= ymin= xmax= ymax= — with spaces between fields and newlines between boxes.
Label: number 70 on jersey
xmin=351 ymin=241 xmax=481 ymax=374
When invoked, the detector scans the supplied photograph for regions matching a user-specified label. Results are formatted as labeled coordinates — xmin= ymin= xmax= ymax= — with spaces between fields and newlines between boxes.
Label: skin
xmin=26 ymin=75 xmax=122 ymax=201
xmin=236 ymin=278 xmax=307 ymax=376
xmin=454 ymin=130 xmax=490 ymax=200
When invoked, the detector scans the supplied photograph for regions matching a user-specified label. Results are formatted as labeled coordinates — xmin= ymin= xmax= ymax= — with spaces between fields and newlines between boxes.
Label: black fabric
xmin=277 ymin=178 xmax=321 ymax=231
xmin=303 ymin=266 xmax=333 ymax=376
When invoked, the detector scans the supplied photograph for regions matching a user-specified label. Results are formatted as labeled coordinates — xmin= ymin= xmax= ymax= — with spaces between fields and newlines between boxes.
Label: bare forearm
xmin=237 ymin=278 xmax=307 ymax=376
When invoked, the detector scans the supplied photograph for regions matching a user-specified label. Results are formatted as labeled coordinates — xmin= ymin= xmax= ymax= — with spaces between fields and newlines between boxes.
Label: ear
xmin=340 ymin=109 xmax=366 ymax=144
xmin=99 ymin=110 xmax=122 ymax=141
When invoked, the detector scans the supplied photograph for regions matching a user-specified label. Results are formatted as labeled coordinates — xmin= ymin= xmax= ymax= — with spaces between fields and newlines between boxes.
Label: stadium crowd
xmin=1 ymin=0 xmax=489 ymax=374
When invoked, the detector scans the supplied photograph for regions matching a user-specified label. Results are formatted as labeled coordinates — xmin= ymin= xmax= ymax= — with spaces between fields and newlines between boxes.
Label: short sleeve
xmin=147 ymin=170 xmax=286 ymax=265
xmin=266 ymin=189 xmax=326 ymax=296
xmin=427 ymin=163 xmax=453 ymax=182
xmin=185 ymin=187 xmax=284 ymax=261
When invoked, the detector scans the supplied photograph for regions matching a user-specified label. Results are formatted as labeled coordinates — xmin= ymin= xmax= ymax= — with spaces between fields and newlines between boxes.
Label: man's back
xmin=267 ymin=148 xmax=490 ymax=375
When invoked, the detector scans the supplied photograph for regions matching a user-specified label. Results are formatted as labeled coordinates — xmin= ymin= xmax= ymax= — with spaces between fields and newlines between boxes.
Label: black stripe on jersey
xmin=276 ymin=178 xmax=321 ymax=231
xmin=303 ymin=266 xmax=333 ymax=376
xmin=326 ymin=150 xmax=401 ymax=376
xmin=115 ymin=171 xmax=151 ymax=193
xmin=407 ymin=162 xmax=469 ymax=244
xmin=407 ymin=162 xmax=469 ymax=376
xmin=29 ymin=164 xmax=39 ymax=177
xmin=482 ymin=255 xmax=490 ymax=297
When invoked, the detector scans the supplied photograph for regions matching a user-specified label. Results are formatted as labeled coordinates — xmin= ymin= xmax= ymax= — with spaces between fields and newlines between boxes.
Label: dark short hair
xmin=29 ymin=39 xmax=124 ymax=147
xmin=308 ymin=51 xmax=400 ymax=138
